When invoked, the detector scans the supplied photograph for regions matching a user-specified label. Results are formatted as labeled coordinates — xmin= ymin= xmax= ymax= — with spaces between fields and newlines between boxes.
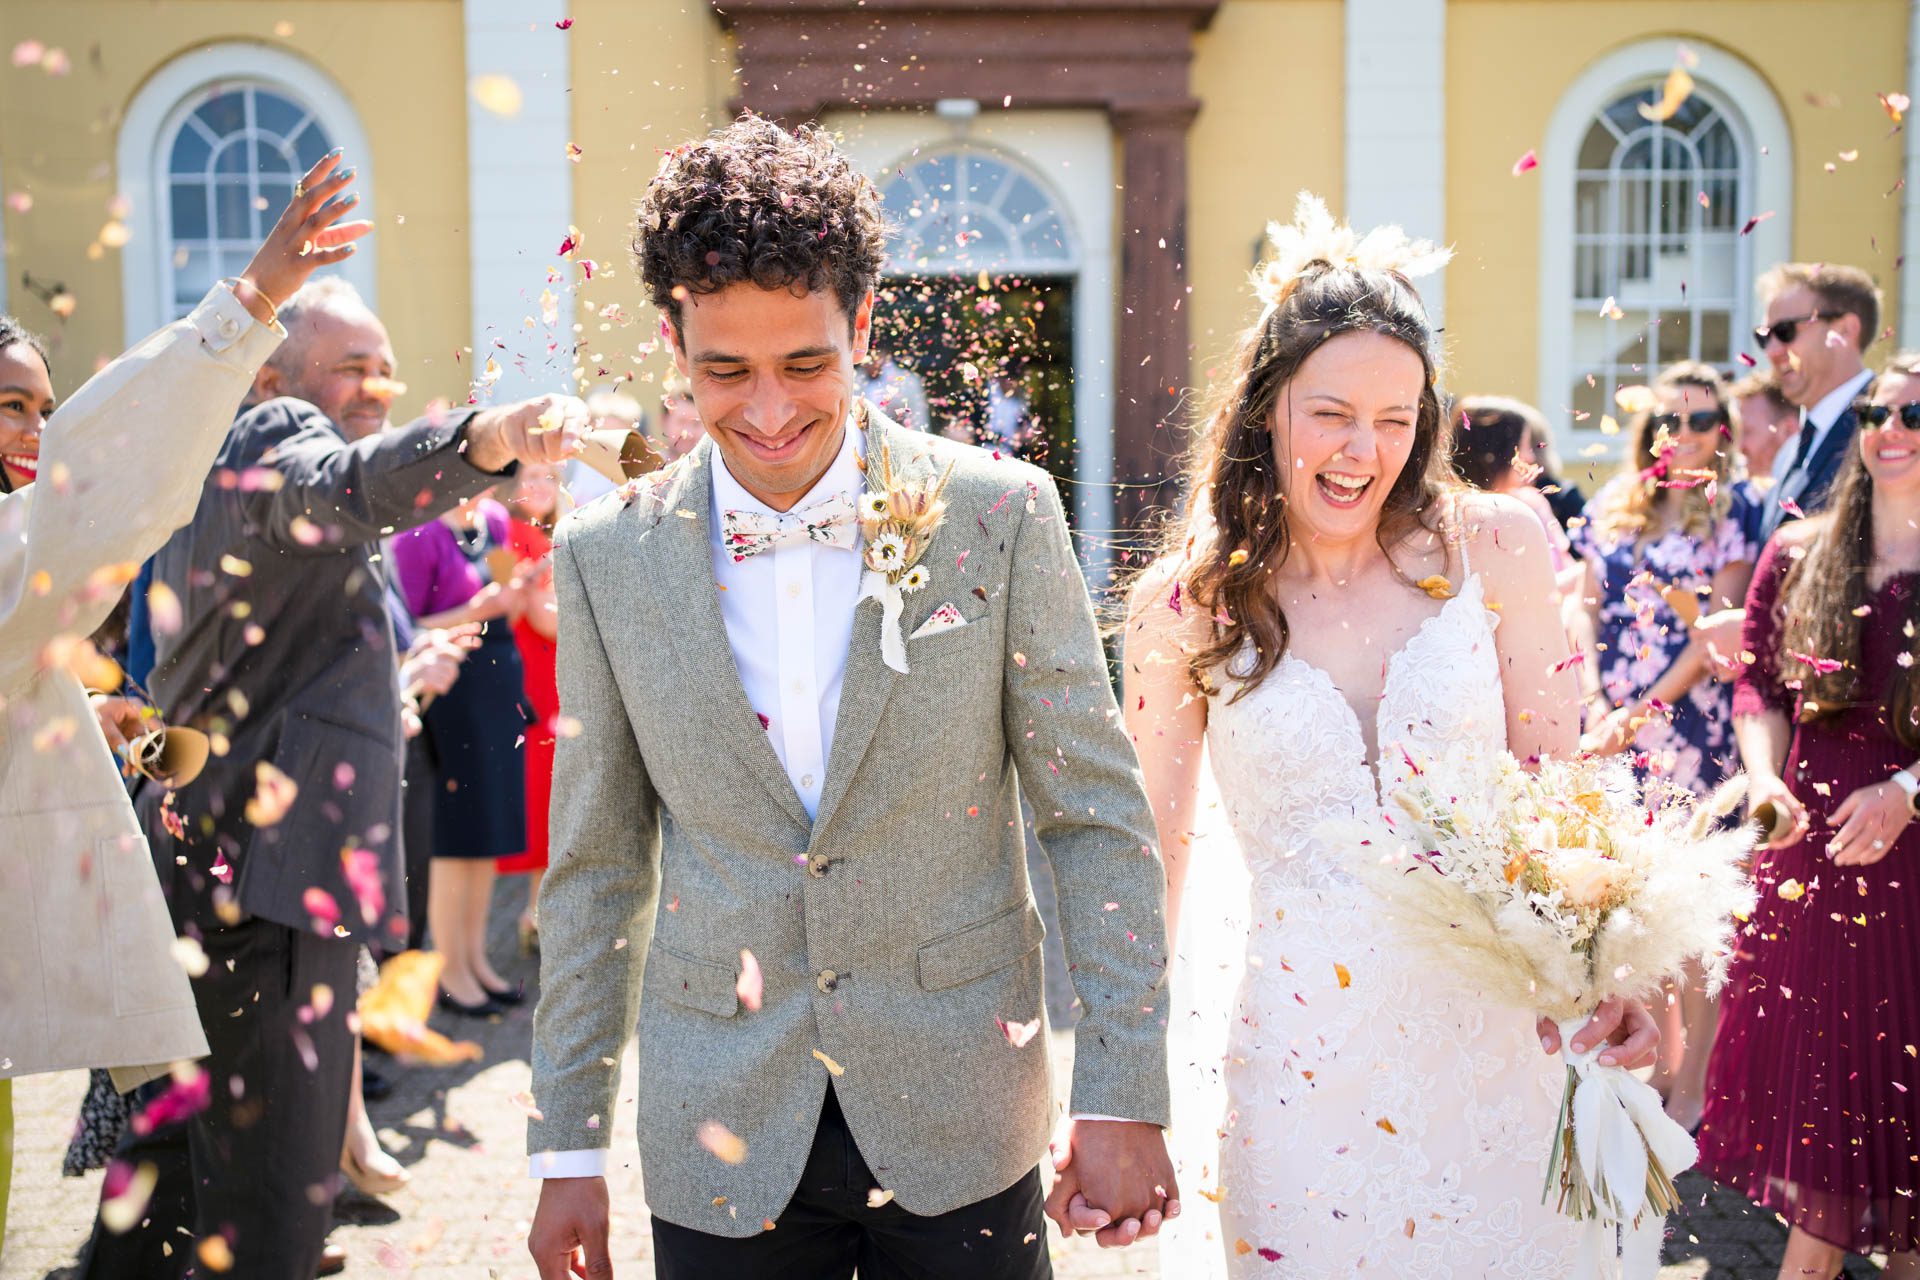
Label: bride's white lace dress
xmin=1198 ymin=570 xmax=1582 ymax=1277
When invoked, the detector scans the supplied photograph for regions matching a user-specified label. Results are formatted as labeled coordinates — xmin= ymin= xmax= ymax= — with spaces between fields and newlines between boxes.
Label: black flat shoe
xmin=481 ymin=980 xmax=526 ymax=1007
xmin=437 ymin=989 xmax=504 ymax=1018
xmin=360 ymin=1065 xmax=394 ymax=1102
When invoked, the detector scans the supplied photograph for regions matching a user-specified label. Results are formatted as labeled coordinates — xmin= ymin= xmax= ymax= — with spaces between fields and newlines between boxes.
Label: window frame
xmin=116 ymin=43 xmax=376 ymax=346
xmin=1537 ymin=40 xmax=1791 ymax=455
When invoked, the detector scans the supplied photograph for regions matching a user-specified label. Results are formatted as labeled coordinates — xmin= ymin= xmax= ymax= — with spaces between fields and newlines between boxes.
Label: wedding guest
xmin=1572 ymin=362 xmax=1759 ymax=1130
xmin=1449 ymin=395 xmax=1577 ymax=578
xmin=390 ymin=493 xmax=531 ymax=1014
xmin=1575 ymin=361 xmax=1758 ymax=791
xmin=1527 ymin=416 xmax=1588 ymax=534
xmin=1750 ymin=262 xmax=1880 ymax=545
xmin=856 ymin=340 xmax=929 ymax=430
xmin=1700 ymin=352 xmax=1920 ymax=1280
xmin=497 ymin=463 xmax=563 ymax=955
xmin=0 ymin=152 xmax=358 ymax=1257
xmin=77 ymin=262 xmax=587 ymax=1277
xmin=1730 ymin=369 xmax=1800 ymax=487
xmin=984 ymin=363 xmax=1033 ymax=454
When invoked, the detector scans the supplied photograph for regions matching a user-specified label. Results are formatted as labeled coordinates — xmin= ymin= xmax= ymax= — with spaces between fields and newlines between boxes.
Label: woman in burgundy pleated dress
xmin=1700 ymin=353 xmax=1920 ymax=1279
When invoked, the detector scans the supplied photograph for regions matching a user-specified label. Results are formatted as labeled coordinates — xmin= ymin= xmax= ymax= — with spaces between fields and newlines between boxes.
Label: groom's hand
xmin=529 ymin=1175 xmax=614 ymax=1279
xmin=1044 ymin=1118 xmax=1178 ymax=1248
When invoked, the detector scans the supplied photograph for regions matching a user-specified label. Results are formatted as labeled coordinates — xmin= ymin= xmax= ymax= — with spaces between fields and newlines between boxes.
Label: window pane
xmin=253 ymin=90 xmax=307 ymax=140
xmin=173 ymin=247 xmax=214 ymax=308
xmin=169 ymin=124 xmax=212 ymax=176
xmin=213 ymin=140 xmax=249 ymax=176
xmin=256 ymin=145 xmax=293 ymax=177
xmin=212 ymin=180 xmax=253 ymax=237
xmin=194 ymin=92 xmax=246 ymax=137
xmin=257 ymin=181 xmax=295 ymax=225
xmin=291 ymin=121 xmax=333 ymax=170
xmin=169 ymin=181 xmax=209 ymax=241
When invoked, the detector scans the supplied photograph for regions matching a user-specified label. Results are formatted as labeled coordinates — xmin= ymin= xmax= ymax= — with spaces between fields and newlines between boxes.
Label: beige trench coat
xmin=0 ymin=287 xmax=281 ymax=1088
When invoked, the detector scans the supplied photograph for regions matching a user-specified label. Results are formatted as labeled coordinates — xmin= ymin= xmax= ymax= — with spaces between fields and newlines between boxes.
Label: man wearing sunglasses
xmin=1750 ymin=262 xmax=1880 ymax=544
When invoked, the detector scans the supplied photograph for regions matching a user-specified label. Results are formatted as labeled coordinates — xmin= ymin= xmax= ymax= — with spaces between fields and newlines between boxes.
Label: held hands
xmin=528 ymin=1175 xmax=614 ymax=1280
xmin=235 ymin=151 xmax=372 ymax=324
xmin=1044 ymin=1117 xmax=1179 ymax=1249
xmin=1827 ymin=780 xmax=1913 ymax=865
xmin=1535 ymin=995 xmax=1659 ymax=1070
xmin=464 ymin=394 xmax=591 ymax=475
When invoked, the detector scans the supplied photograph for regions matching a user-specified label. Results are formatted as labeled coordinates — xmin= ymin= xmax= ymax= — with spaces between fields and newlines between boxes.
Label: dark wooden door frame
xmin=713 ymin=0 xmax=1221 ymax=525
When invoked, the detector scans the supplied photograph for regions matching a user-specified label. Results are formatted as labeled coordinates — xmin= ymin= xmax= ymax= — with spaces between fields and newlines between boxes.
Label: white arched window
xmin=117 ymin=45 xmax=375 ymax=343
xmin=880 ymin=147 xmax=1077 ymax=276
xmin=1539 ymin=42 xmax=1791 ymax=444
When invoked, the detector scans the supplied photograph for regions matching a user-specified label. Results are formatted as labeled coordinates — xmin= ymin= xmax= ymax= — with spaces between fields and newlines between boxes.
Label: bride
xmin=1123 ymin=196 xmax=1660 ymax=1277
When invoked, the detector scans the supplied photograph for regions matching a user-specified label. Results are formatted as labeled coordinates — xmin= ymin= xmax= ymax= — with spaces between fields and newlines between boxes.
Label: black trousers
xmin=651 ymin=1089 xmax=1053 ymax=1280
xmin=78 ymin=915 xmax=359 ymax=1280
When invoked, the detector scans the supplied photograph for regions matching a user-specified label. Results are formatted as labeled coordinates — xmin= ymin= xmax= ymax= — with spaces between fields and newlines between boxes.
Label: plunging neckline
xmin=1277 ymin=573 xmax=1483 ymax=806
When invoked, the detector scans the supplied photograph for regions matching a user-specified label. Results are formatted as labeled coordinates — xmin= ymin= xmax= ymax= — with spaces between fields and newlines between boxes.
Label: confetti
xmin=1882 ymin=91 xmax=1911 ymax=123
xmin=736 ymin=949 xmax=764 ymax=1012
xmin=867 ymin=1187 xmax=896 ymax=1209
xmin=1638 ymin=62 xmax=1695 ymax=122
xmin=1510 ymin=149 xmax=1538 ymax=177
xmin=812 ymin=1048 xmax=846 ymax=1076
xmin=698 ymin=1120 xmax=748 ymax=1164
xmin=472 ymin=74 xmax=523 ymax=117
xmin=996 ymin=1016 xmax=1042 ymax=1048
xmin=244 ymin=762 xmax=298 ymax=826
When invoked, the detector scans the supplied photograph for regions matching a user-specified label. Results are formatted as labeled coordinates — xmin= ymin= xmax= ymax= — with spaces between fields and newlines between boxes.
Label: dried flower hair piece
xmin=1253 ymin=191 xmax=1453 ymax=316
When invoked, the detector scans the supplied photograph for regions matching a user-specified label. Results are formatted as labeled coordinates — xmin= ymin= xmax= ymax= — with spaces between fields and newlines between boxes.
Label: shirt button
xmin=807 ymin=852 xmax=830 ymax=878
xmin=218 ymin=317 xmax=239 ymax=338
xmin=786 ymin=582 xmax=802 ymax=599
xmin=816 ymin=969 xmax=839 ymax=993
xmin=800 ymin=773 xmax=815 ymax=789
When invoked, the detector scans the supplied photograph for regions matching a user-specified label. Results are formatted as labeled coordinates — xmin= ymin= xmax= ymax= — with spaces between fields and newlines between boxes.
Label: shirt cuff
xmin=189 ymin=283 xmax=284 ymax=364
xmin=530 ymin=1148 xmax=607 ymax=1179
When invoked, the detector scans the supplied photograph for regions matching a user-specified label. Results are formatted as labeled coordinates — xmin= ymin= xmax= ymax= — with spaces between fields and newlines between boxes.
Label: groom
xmin=525 ymin=115 xmax=1176 ymax=1279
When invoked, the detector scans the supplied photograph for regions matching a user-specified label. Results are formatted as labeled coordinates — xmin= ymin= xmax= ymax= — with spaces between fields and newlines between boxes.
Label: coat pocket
xmin=916 ymin=900 xmax=1046 ymax=992
xmin=645 ymin=943 xmax=740 ymax=1018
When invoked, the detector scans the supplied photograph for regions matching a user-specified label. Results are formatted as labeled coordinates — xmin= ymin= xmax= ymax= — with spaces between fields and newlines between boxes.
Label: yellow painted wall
xmin=1447 ymin=0 xmax=1909 ymax=425
xmin=0 ymin=0 xmax=469 ymax=419
xmin=565 ymin=0 xmax=735 ymax=398
xmin=1188 ymin=0 xmax=1345 ymax=390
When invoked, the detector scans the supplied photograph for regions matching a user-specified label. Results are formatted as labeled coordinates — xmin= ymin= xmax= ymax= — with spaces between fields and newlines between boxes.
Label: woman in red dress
xmin=1700 ymin=354 xmax=1920 ymax=1279
xmin=499 ymin=463 xmax=561 ymax=954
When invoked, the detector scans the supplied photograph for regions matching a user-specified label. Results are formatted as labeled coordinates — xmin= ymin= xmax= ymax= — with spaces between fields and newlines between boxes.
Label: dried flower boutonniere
xmin=856 ymin=435 xmax=956 ymax=673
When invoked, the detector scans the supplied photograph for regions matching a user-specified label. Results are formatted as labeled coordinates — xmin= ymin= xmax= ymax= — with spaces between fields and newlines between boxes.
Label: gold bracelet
xmin=218 ymin=276 xmax=280 ymax=329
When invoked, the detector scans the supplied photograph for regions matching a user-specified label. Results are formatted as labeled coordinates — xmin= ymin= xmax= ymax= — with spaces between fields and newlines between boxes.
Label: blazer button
xmin=815 ymin=969 xmax=839 ymax=994
xmin=806 ymin=852 xmax=831 ymax=878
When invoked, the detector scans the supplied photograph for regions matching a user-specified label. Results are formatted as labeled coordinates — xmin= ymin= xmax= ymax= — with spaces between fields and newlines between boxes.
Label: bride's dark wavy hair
xmin=1145 ymin=264 xmax=1453 ymax=702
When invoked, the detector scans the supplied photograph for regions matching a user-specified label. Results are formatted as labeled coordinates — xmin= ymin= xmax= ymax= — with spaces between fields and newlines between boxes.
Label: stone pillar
xmin=1112 ymin=103 xmax=1199 ymax=532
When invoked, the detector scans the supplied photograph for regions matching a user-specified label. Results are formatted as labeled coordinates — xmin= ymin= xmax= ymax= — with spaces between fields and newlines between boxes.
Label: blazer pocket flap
xmin=646 ymin=944 xmax=740 ymax=1018
xmin=917 ymin=901 xmax=1045 ymax=991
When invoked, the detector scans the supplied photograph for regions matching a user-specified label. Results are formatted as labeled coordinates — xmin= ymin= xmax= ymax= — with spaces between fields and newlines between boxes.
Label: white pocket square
xmin=910 ymin=603 xmax=968 ymax=640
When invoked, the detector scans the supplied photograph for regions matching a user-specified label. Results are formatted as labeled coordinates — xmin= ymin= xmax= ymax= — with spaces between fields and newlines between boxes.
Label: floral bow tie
xmin=721 ymin=491 xmax=859 ymax=562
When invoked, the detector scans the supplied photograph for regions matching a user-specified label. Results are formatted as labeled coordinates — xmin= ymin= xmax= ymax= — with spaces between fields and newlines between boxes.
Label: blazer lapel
xmin=644 ymin=441 xmax=812 ymax=830
xmin=808 ymin=410 xmax=927 ymax=840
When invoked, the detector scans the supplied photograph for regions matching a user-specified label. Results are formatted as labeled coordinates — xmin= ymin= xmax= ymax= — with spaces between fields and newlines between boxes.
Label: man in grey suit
xmin=81 ymin=273 xmax=588 ymax=1279
xmin=526 ymin=117 xmax=1175 ymax=1279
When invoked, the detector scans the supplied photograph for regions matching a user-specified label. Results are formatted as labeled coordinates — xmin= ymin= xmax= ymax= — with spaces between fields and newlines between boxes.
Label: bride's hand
xmin=1535 ymin=995 xmax=1659 ymax=1070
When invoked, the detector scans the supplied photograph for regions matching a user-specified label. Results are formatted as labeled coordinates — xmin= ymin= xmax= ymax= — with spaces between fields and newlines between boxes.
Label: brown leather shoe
xmin=315 ymin=1242 xmax=347 ymax=1277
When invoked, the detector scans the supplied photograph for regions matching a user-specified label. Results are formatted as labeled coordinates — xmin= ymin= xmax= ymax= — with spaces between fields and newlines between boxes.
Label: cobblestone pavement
xmin=1 ymin=876 xmax=1886 ymax=1278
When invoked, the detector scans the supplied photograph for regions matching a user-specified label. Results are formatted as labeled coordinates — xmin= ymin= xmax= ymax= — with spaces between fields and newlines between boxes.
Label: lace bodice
xmin=1206 ymin=572 xmax=1506 ymax=897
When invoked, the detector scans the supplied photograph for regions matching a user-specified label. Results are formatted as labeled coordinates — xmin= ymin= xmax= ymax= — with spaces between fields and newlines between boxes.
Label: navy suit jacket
xmin=1752 ymin=401 xmax=1860 ymax=546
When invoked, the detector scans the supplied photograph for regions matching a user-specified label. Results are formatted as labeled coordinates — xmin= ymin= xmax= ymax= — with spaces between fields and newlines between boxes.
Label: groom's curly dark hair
xmin=634 ymin=113 xmax=889 ymax=336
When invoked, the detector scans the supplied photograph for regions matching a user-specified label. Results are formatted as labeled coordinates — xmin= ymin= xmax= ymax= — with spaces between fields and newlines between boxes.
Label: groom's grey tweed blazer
xmin=527 ymin=407 xmax=1170 ymax=1236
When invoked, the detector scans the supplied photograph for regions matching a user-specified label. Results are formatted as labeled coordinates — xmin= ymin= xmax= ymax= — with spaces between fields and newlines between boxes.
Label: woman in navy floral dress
xmin=1572 ymin=360 xmax=1759 ymax=1128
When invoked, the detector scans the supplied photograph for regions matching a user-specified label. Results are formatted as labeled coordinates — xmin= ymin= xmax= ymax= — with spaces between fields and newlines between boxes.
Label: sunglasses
xmin=1856 ymin=400 xmax=1920 ymax=431
xmin=1753 ymin=311 xmax=1843 ymax=348
xmin=1648 ymin=410 xmax=1728 ymax=436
